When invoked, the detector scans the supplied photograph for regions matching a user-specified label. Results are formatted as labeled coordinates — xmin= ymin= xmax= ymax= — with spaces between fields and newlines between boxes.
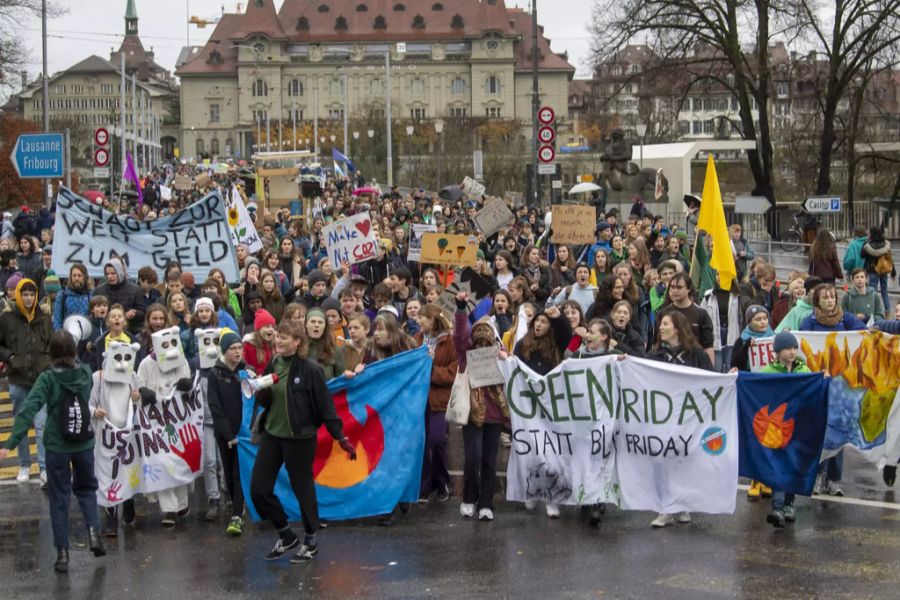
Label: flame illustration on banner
xmin=314 ymin=390 xmax=384 ymax=488
xmin=753 ymin=403 xmax=795 ymax=449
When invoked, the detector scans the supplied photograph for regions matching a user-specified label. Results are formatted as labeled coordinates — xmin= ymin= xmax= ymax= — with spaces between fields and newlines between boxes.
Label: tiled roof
xmin=229 ymin=0 xmax=286 ymax=40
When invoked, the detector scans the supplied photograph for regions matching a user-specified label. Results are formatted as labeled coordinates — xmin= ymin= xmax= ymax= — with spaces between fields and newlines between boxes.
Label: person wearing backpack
xmin=861 ymin=226 xmax=895 ymax=314
xmin=0 ymin=330 xmax=106 ymax=572
xmin=842 ymin=226 xmax=868 ymax=275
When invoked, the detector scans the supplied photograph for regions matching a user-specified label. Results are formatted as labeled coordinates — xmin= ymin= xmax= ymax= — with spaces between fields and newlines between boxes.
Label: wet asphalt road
xmin=1 ymin=432 xmax=898 ymax=600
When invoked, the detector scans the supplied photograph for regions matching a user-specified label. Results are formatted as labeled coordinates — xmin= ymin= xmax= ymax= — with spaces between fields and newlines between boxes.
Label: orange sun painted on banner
xmin=313 ymin=390 xmax=384 ymax=489
xmin=753 ymin=403 xmax=795 ymax=449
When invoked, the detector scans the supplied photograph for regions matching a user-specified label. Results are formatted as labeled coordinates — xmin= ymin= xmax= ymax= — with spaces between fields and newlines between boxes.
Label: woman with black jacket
xmin=249 ymin=321 xmax=356 ymax=563
xmin=207 ymin=331 xmax=249 ymax=537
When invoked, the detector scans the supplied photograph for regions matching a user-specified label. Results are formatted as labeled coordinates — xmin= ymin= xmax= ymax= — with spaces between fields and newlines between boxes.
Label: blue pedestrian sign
xmin=9 ymin=132 xmax=65 ymax=178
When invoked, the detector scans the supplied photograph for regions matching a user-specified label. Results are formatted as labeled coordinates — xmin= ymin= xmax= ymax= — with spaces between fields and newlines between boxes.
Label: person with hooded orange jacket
xmin=0 ymin=277 xmax=52 ymax=484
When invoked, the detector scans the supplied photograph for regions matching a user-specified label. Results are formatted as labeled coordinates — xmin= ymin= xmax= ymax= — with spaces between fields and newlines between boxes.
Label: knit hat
xmin=307 ymin=269 xmax=328 ymax=287
xmin=674 ymin=230 xmax=688 ymax=240
xmin=476 ymin=249 xmax=485 ymax=260
xmin=244 ymin=256 xmax=260 ymax=269
xmin=595 ymin=222 xmax=611 ymax=233
xmin=5 ymin=272 xmax=23 ymax=291
xmin=744 ymin=304 xmax=769 ymax=323
xmin=377 ymin=305 xmax=399 ymax=320
xmin=219 ymin=329 xmax=241 ymax=353
xmin=321 ymin=297 xmax=341 ymax=313
xmin=194 ymin=297 xmax=215 ymax=313
xmin=254 ymin=308 xmax=276 ymax=331
xmin=773 ymin=331 xmax=799 ymax=353
xmin=43 ymin=271 xmax=61 ymax=295
xmin=181 ymin=272 xmax=195 ymax=288
xmin=306 ymin=307 xmax=326 ymax=322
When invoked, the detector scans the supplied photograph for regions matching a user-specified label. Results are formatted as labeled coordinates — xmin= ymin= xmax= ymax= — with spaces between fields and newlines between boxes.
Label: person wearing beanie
xmin=587 ymin=222 xmax=612 ymax=266
xmin=775 ymin=276 xmax=822 ymax=333
xmin=761 ymin=330 xmax=812 ymax=527
xmin=40 ymin=271 xmax=61 ymax=314
xmin=320 ymin=297 xmax=347 ymax=346
xmin=2 ymin=271 xmax=24 ymax=314
xmin=207 ymin=327 xmax=248 ymax=536
xmin=305 ymin=307 xmax=346 ymax=380
xmin=0 ymin=277 xmax=52 ymax=484
xmin=242 ymin=290 xmax=263 ymax=330
xmin=243 ymin=308 xmax=275 ymax=375
xmin=181 ymin=272 xmax=199 ymax=303
xmin=301 ymin=269 xmax=329 ymax=309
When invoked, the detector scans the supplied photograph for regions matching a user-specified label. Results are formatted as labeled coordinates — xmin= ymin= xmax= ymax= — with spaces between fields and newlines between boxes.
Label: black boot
xmin=88 ymin=528 xmax=107 ymax=557
xmin=54 ymin=548 xmax=69 ymax=573
xmin=122 ymin=499 xmax=136 ymax=526
xmin=103 ymin=508 xmax=118 ymax=538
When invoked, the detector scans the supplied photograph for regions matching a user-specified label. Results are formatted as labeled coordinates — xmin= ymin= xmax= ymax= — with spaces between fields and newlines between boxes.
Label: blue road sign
xmin=9 ymin=132 xmax=65 ymax=178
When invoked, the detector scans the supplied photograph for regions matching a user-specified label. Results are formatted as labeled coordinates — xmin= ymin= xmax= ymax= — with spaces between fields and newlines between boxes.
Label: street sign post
xmin=94 ymin=127 xmax=109 ymax=146
xmin=538 ymin=126 xmax=556 ymax=144
xmin=538 ymin=145 xmax=555 ymax=163
xmin=538 ymin=106 xmax=555 ymax=125
xmin=538 ymin=163 xmax=556 ymax=175
xmin=803 ymin=196 xmax=842 ymax=213
xmin=94 ymin=148 xmax=110 ymax=167
xmin=734 ymin=195 xmax=771 ymax=215
xmin=9 ymin=132 xmax=65 ymax=178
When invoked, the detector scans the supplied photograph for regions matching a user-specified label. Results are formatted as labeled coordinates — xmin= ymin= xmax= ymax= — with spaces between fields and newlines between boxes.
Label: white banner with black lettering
xmin=93 ymin=382 xmax=205 ymax=508
xmin=499 ymin=355 xmax=738 ymax=514
xmin=52 ymin=186 xmax=240 ymax=280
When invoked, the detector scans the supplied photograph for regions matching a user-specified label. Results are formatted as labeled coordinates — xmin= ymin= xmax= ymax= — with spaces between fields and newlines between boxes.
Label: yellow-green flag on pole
xmin=697 ymin=155 xmax=737 ymax=291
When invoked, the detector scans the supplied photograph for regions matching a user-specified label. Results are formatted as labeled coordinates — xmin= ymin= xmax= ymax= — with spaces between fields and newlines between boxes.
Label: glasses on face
xmin=670 ymin=284 xmax=687 ymax=290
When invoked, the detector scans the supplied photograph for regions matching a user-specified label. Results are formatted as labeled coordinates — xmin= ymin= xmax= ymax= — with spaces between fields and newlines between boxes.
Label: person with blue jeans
xmin=0 ymin=277 xmax=52 ymax=484
xmin=861 ymin=226 xmax=894 ymax=314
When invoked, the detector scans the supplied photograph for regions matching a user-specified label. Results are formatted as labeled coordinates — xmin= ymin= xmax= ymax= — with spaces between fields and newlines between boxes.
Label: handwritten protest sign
xmin=462 ymin=176 xmax=486 ymax=199
xmin=748 ymin=337 xmax=775 ymax=372
xmin=226 ymin=185 xmax=263 ymax=253
xmin=474 ymin=197 xmax=514 ymax=237
xmin=466 ymin=347 xmax=505 ymax=388
xmin=420 ymin=233 xmax=479 ymax=266
xmin=407 ymin=223 xmax=436 ymax=262
xmin=95 ymin=380 xmax=204 ymax=507
xmin=551 ymin=205 xmax=596 ymax=244
xmin=324 ymin=212 xmax=378 ymax=266
xmin=52 ymin=186 xmax=239 ymax=280
xmin=173 ymin=174 xmax=193 ymax=191
xmin=437 ymin=268 xmax=494 ymax=316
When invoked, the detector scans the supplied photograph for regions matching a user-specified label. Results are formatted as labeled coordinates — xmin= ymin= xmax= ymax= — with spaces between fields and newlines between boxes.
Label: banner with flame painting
xmin=237 ymin=347 xmax=432 ymax=521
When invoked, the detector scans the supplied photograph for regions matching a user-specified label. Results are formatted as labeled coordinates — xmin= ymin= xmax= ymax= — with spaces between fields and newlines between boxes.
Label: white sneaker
xmin=500 ymin=433 xmax=512 ymax=447
xmin=545 ymin=503 xmax=560 ymax=519
xmin=39 ymin=471 xmax=48 ymax=489
xmin=16 ymin=467 xmax=30 ymax=483
xmin=524 ymin=499 xmax=536 ymax=511
xmin=651 ymin=513 xmax=675 ymax=528
xmin=477 ymin=508 xmax=494 ymax=521
xmin=459 ymin=502 xmax=475 ymax=518
xmin=812 ymin=473 xmax=825 ymax=495
xmin=676 ymin=511 xmax=692 ymax=524
xmin=826 ymin=480 xmax=843 ymax=497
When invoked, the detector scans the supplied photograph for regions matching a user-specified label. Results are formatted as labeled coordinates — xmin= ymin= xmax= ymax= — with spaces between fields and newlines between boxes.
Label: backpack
xmin=875 ymin=253 xmax=893 ymax=276
xmin=59 ymin=387 xmax=93 ymax=442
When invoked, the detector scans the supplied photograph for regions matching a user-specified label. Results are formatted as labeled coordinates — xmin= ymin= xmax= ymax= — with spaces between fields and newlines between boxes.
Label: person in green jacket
xmin=840 ymin=268 xmax=885 ymax=323
xmin=0 ymin=330 xmax=106 ymax=572
xmin=761 ymin=331 xmax=813 ymax=529
xmin=842 ymin=226 xmax=868 ymax=274
xmin=774 ymin=277 xmax=821 ymax=332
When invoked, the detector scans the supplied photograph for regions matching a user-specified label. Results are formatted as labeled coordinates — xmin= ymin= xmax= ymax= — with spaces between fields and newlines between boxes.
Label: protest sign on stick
xmin=323 ymin=212 xmax=378 ymax=266
xmin=474 ymin=197 xmax=514 ymax=237
xmin=551 ymin=205 xmax=596 ymax=244
xmin=461 ymin=176 xmax=486 ymax=199
xmin=466 ymin=347 xmax=505 ymax=388
xmin=420 ymin=233 xmax=479 ymax=266
xmin=407 ymin=223 xmax=436 ymax=262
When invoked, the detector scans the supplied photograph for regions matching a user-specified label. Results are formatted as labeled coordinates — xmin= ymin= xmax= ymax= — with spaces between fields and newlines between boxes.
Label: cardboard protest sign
xmin=420 ymin=233 xmax=479 ymax=266
xmin=172 ymin=174 xmax=193 ymax=190
xmin=466 ymin=347 xmax=505 ymax=388
xmin=747 ymin=337 xmax=775 ymax=372
xmin=407 ymin=223 xmax=436 ymax=262
xmin=324 ymin=212 xmax=378 ymax=266
xmin=52 ymin=186 xmax=239 ymax=280
xmin=437 ymin=268 xmax=494 ymax=316
xmin=194 ymin=172 xmax=210 ymax=190
xmin=226 ymin=185 xmax=263 ymax=253
xmin=551 ymin=205 xmax=596 ymax=244
xmin=462 ymin=176 xmax=486 ymax=199
xmin=474 ymin=197 xmax=514 ymax=237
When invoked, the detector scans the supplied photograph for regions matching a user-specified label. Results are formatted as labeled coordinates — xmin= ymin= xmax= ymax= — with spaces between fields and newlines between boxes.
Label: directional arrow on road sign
xmin=803 ymin=196 xmax=842 ymax=214
xmin=734 ymin=195 xmax=771 ymax=215
xmin=9 ymin=132 xmax=65 ymax=179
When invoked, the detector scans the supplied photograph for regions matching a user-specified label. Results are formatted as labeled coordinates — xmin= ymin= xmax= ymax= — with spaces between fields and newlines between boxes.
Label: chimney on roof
xmin=20 ymin=70 xmax=27 ymax=91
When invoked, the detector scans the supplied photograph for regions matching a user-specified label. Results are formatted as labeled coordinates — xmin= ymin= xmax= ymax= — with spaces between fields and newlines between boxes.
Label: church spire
xmin=125 ymin=0 xmax=138 ymax=36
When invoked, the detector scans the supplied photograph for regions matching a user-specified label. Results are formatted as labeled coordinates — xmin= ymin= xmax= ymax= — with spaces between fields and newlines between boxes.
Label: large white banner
xmin=52 ymin=186 xmax=240 ymax=280
xmin=94 ymin=383 xmax=204 ymax=507
xmin=499 ymin=355 xmax=738 ymax=514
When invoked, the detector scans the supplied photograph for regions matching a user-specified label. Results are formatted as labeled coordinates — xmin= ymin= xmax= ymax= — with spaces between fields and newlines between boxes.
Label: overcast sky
xmin=15 ymin=0 xmax=593 ymax=90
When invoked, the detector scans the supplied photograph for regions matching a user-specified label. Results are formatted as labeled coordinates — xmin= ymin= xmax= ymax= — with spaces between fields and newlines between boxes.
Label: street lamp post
xmin=635 ymin=123 xmax=647 ymax=171
xmin=405 ymin=124 xmax=414 ymax=183
xmin=434 ymin=119 xmax=444 ymax=192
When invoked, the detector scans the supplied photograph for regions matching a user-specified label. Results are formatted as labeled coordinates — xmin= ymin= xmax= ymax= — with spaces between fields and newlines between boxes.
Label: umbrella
xmin=569 ymin=182 xmax=601 ymax=195
xmin=82 ymin=190 xmax=105 ymax=205
xmin=352 ymin=187 xmax=379 ymax=196
xmin=683 ymin=194 xmax=702 ymax=208
xmin=438 ymin=185 xmax=463 ymax=202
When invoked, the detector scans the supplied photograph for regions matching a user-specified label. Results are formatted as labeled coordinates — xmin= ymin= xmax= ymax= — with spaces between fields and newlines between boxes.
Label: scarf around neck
xmin=814 ymin=304 xmax=843 ymax=327
xmin=741 ymin=325 xmax=774 ymax=341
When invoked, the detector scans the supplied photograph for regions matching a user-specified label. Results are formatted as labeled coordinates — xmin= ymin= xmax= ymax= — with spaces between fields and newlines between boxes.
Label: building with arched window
xmin=176 ymin=0 xmax=574 ymax=158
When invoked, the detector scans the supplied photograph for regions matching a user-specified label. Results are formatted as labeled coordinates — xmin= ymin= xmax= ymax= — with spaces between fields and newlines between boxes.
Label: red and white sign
xmin=748 ymin=337 xmax=775 ymax=372
xmin=538 ymin=145 xmax=556 ymax=163
xmin=94 ymin=127 xmax=109 ymax=146
xmin=94 ymin=148 xmax=110 ymax=167
xmin=538 ymin=106 xmax=555 ymax=125
xmin=538 ymin=126 xmax=556 ymax=144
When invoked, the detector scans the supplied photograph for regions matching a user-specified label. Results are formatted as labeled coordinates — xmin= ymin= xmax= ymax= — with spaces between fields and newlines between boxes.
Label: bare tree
xmin=0 ymin=1 xmax=66 ymax=95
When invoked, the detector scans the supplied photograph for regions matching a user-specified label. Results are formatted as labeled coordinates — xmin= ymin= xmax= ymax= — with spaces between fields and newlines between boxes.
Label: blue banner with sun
xmin=237 ymin=347 xmax=432 ymax=521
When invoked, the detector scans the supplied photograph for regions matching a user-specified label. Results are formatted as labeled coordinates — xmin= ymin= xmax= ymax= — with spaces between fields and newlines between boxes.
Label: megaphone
xmin=63 ymin=315 xmax=94 ymax=345
xmin=241 ymin=373 xmax=279 ymax=397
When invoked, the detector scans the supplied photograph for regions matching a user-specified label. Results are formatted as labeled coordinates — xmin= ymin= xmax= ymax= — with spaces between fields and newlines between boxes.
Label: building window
xmin=411 ymin=77 xmax=425 ymax=96
xmin=318 ymin=4 xmax=330 ymax=12
xmin=297 ymin=17 xmax=309 ymax=30
xmin=450 ymin=106 xmax=467 ymax=117
xmin=356 ymin=3 xmax=368 ymax=11
xmin=335 ymin=16 xmax=348 ymax=30
xmin=776 ymin=82 xmax=788 ymax=97
xmin=704 ymin=120 xmax=714 ymax=134
xmin=451 ymin=77 xmax=466 ymax=95
xmin=329 ymin=78 xmax=344 ymax=96
xmin=286 ymin=108 xmax=303 ymax=123
xmin=410 ymin=108 xmax=425 ymax=119
xmin=374 ymin=15 xmax=387 ymax=28
xmin=393 ymin=3 xmax=405 ymax=10
xmin=412 ymin=15 xmax=425 ymax=28
xmin=72 ymin=85 xmax=84 ymax=95
xmin=328 ymin=108 xmax=344 ymax=120
xmin=370 ymin=78 xmax=384 ymax=95
xmin=630 ymin=65 xmax=639 ymax=73
xmin=55 ymin=84 xmax=66 ymax=94
xmin=679 ymin=121 xmax=690 ymax=134
xmin=196 ymin=138 xmax=205 ymax=156
xmin=432 ymin=2 xmax=444 ymax=9
xmin=210 ymin=139 xmax=220 ymax=155
xmin=287 ymin=79 xmax=303 ymax=97
xmin=486 ymin=76 xmax=500 ymax=95
xmin=209 ymin=104 xmax=220 ymax=123
xmin=253 ymin=109 xmax=268 ymax=123
xmin=450 ymin=14 xmax=464 ymax=28
xmin=371 ymin=108 xmax=385 ymax=119
xmin=692 ymin=121 xmax=703 ymax=134
xmin=486 ymin=106 xmax=501 ymax=117
xmin=252 ymin=79 xmax=268 ymax=97
xmin=100 ymin=84 xmax=113 ymax=94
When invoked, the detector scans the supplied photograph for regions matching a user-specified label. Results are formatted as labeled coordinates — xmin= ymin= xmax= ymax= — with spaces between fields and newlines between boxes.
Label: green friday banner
xmin=498 ymin=355 xmax=738 ymax=514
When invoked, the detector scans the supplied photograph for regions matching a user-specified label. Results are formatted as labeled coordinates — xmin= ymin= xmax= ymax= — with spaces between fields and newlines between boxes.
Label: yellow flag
xmin=697 ymin=155 xmax=737 ymax=291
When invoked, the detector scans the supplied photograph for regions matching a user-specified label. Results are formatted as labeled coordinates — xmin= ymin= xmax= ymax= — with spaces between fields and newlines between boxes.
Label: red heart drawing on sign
xmin=355 ymin=220 xmax=371 ymax=237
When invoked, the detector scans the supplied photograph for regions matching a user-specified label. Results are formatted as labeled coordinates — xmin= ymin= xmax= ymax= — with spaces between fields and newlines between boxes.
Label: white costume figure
xmin=137 ymin=327 xmax=195 ymax=523
xmin=90 ymin=341 xmax=141 ymax=429
xmin=195 ymin=327 xmax=223 ymax=518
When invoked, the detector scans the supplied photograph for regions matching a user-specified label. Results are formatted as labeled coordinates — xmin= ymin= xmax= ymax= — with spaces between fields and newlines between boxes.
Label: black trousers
xmin=462 ymin=423 xmax=502 ymax=510
xmin=250 ymin=433 xmax=318 ymax=535
xmin=217 ymin=438 xmax=245 ymax=519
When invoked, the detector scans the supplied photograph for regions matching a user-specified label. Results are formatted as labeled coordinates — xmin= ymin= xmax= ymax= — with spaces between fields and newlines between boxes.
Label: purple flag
xmin=123 ymin=152 xmax=144 ymax=206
